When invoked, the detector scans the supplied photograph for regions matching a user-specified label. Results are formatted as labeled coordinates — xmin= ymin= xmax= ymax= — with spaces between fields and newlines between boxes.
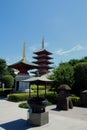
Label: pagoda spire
xmin=42 ymin=37 xmax=44 ymax=49
xmin=22 ymin=41 xmax=26 ymax=60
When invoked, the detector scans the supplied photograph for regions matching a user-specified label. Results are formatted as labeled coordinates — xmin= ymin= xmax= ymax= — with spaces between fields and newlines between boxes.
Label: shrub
xmin=31 ymin=85 xmax=49 ymax=90
xmin=8 ymin=93 xmax=29 ymax=102
xmin=0 ymin=90 xmax=4 ymax=96
xmin=0 ymin=88 xmax=13 ymax=97
xmin=8 ymin=91 xmax=56 ymax=102
xmin=70 ymin=95 xmax=81 ymax=106
xmin=8 ymin=91 xmax=81 ymax=107
xmin=46 ymin=92 xmax=58 ymax=104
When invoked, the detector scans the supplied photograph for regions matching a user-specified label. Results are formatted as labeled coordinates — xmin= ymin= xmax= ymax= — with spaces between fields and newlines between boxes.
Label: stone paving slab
xmin=0 ymin=98 xmax=87 ymax=130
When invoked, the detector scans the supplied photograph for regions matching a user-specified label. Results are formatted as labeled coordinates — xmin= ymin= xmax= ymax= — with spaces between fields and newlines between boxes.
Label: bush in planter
xmin=19 ymin=101 xmax=52 ymax=109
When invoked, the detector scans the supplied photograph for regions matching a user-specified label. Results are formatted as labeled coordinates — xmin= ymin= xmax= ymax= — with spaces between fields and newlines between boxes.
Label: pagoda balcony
xmin=39 ymin=70 xmax=50 ymax=75
xmin=33 ymin=55 xmax=53 ymax=59
xmin=38 ymin=65 xmax=53 ymax=69
xmin=33 ymin=60 xmax=53 ymax=64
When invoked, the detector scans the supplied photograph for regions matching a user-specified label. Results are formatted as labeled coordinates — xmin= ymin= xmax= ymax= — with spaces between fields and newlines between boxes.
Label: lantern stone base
xmin=56 ymin=97 xmax=73 ymax=110
xmin=27 ymin=110 xmax=49 ymax=126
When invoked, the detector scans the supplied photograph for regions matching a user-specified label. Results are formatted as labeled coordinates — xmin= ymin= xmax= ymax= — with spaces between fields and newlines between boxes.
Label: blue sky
xmin=0 ymin=0 xmax=87 ymax=66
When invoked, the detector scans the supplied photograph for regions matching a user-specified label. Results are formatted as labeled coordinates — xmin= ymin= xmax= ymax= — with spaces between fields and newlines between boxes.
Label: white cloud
xmin=55 ymin=44 xmax=86 ymax=55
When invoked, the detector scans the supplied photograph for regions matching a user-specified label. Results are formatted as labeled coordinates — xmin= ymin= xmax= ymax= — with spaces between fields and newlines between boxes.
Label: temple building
xmin=9 ymin=42 xmax=37 ymax=92
xmin=9 ymin=39 xmax=53 ymax=91
xmin=32 ymin=38 xmax=53 ymax=76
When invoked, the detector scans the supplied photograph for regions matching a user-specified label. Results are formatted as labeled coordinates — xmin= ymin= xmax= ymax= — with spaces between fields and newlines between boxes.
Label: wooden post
xmin=37 ymin=82 xmax=39 ymax=97
xmin=29 ymin=83 xmax=31 ymax=97
xmin=45 ymin=82 xmax=46 ymax=97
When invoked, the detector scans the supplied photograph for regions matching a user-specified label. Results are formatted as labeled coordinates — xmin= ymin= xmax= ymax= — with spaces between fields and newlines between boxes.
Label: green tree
xmin=68 ymin=59 xmax=80 ymax=66
xmin=0 ymin=58 xmax=15 ymax=77
xmin=51 ymin=64 xmax=74 ymax=90
xmin=73 ymin=62 xmax=87 ymax=95
xmin=2 ymin=75 xmax=14 ymax=88
xmin=7 ymin=67 xmax=16 ymax=78
xmin=0 ymin=58 xmax=15 ymax=89
xmin=0 ymin=59 xmax=7 ymax=77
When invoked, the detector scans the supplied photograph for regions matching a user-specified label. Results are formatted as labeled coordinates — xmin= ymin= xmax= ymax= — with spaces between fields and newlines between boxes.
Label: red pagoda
xmin=32 ymin=38 xmax=53 ymax=76
xmin=9 ymin=42 xmax=37 ymax=91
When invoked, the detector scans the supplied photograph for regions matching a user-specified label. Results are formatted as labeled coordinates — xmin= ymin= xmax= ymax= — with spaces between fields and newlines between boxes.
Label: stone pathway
xmin=0 ymin=98 xmax=87 ymax=130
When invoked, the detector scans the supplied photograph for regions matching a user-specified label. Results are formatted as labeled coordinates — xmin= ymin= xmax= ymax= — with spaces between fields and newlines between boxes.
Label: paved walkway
xmin=0 ymin=98 xmax=87 ymax=130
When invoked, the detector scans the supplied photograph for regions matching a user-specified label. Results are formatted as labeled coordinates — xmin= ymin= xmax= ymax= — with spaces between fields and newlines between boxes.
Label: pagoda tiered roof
xmin=9 ymin=42 xmax=37 ymax=74
xmin=9 ymin=58 xmax=37 ymax=70
xmin=34 ymin=48 xmax=52 ymax=55
xmin=32 ymin=38 xmax=53 ymax=76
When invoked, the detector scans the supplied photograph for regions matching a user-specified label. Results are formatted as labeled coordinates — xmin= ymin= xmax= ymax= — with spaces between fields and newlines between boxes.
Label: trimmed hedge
xmin=45 ymin=92 xmax=58 ymax=104
xmin=0 ymin=89 xmax=12 ymax=97
xmin=33 ymin=85 xmax=50 ymax=90
xmin=70 ymin=95 xmax=81 ymax=106
xmin=8 ymin=93 xmax=29 ymax=102
xmin=7 ymin=91 xmax=56 ymax=102
xmin=8 ymin=92 xmax=81 ymax=107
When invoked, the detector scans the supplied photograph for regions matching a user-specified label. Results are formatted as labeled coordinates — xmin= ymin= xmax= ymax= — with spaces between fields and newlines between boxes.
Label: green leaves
xmin=52 ymin=63 xmax=74 ymax=87
xmin=0 ymin=59 xmax=7 ymax=76
xmin=0 ymin=58 xmax=15 ymax=88
xmin=74 ymin=62 xmax=87 ymax=94
xmin=2 ymin=75 xmax=14 ymax=88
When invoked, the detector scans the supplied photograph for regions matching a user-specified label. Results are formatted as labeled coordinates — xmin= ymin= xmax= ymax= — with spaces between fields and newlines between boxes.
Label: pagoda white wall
xmin=15 ymin=74 xmax=30 ymax=92
xmin=18 ymin=81 xmax=29 ymax=91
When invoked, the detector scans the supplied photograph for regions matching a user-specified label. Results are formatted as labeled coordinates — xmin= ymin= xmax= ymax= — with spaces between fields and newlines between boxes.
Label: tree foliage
xmin=0 ymin=59 xmax=7 ymax=77
xmin=2 ymin=75 xmax=14 ymax=88
xmin=0 ymin=58 xmax=15 ymax=88
xmin=51 ymin=57 xmax=87 ymax=95
xmin=51 ymin=63 xmax=74 ymax=90
xmin=73 ymin=62 xmax=87 ymax=95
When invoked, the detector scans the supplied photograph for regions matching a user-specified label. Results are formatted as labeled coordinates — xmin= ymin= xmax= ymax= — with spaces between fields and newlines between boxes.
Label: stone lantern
xmin=56 ymin=84 xmax=73 ymax=110
xmin=80 ymin=90 xmax=87 ymax=107
xmin=23 ymin=75 xmax=53 ymax=126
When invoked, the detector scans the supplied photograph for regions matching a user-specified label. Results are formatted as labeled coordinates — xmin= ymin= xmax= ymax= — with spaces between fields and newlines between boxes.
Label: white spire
xmin=22 ymin=41 xmax=26 ymax=60
xmin=42 ymin=37 xmax=44 ymax=49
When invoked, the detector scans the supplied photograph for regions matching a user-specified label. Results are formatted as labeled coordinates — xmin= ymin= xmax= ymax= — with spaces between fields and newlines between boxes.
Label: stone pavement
xmin=0 ymin=98 xmax=87 ymax=130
